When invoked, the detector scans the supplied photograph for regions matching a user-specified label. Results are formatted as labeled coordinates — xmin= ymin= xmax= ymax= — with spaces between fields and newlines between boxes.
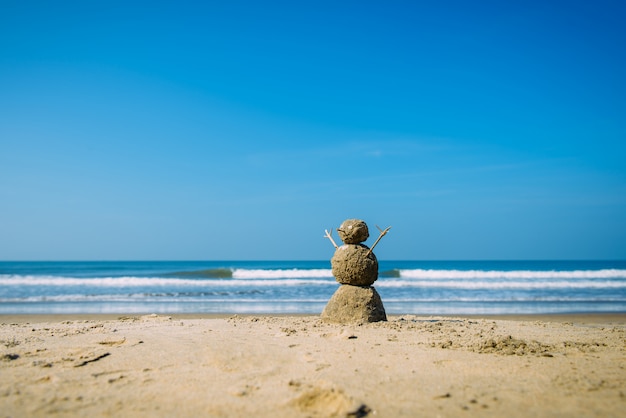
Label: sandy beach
xmin=1 ymin=314 xmax=625 ymax=417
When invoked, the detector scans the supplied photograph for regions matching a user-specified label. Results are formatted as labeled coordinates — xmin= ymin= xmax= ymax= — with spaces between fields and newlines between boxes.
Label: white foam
xmin=0 ymin=276 xmax=197 ymax=287
xmin=382 ymin=296 xmax=626 ymax=302
xmin=398 ymin=269 xmax=626 ymax=279
xmin=0 ymin=275 xmax=334 ymax=287
xmin=379 ymin=279 xmax=626 ymax=289
xmin=0 ymin=295 xmax=329 ymax=303
xmin=232 ymin=269 xmax=333 ymax=279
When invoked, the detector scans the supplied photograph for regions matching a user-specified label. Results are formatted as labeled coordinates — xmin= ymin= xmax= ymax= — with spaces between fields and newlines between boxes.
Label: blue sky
xmin=1 ymin=0 xmax=625 ymax=260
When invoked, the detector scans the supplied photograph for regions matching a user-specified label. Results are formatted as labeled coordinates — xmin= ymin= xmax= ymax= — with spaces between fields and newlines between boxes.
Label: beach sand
xmin=1 ymin=314 xmax=624 ymax=417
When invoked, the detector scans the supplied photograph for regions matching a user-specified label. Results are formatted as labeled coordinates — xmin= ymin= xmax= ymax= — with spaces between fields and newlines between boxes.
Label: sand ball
xmin=321 ymin=285 xmax=387 ymax=324
xmin=337 ymin=219 xmax=369 ymax=244
xmin=331 ymin=244 xmax=378 ymax=286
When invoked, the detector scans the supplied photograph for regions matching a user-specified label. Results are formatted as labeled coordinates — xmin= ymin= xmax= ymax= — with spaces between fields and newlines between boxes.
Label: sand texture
xmin=331 ymin=244 xmax=378 ymax=286
xmin=321 ymin=286 xmax=387 ymax=324
xmin=1 ymin=314 xmax=625 ymax=417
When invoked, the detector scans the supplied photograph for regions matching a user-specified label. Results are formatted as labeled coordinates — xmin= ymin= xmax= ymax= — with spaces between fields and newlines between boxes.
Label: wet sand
xmin=1 ymin=314 xmax=625 ymax=417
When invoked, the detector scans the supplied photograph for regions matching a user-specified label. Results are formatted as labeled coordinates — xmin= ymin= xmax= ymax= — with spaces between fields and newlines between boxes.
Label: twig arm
xmin=324 ymin=228 xmax=339 ymax=249
xmin=366 ymin=225 xmax=391 ymax=256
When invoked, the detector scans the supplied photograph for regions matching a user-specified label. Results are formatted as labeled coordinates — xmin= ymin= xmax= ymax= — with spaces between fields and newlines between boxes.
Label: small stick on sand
xmin=324 ymin=228 xmax=339 ymax=249
xmin=366 ymin=225 xmax=391 ymax=256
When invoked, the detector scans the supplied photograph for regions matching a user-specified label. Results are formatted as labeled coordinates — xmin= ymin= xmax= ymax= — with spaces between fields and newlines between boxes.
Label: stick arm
xmin=366 ymin=225 xmax=391 ymax=256
xmin=324 ymin=228 xmax=339 ymax=249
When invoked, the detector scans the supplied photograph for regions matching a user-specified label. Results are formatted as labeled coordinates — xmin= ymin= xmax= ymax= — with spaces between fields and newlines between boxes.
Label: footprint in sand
xmin=289 ymin=382 xmax=371 ymax=417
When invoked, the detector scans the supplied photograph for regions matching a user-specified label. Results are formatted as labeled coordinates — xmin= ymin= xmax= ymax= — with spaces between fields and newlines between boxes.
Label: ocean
xmin=1 ymin=260 xmax=625 ymax=315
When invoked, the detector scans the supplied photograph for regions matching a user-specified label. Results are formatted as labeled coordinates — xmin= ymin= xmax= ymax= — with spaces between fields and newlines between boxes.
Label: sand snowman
xmin=321 ymin=219 xmax=391 ymax=324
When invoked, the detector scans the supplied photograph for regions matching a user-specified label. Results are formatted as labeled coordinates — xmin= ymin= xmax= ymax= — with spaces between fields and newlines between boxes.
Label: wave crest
xmin=398 ymin=269 xmax=626 ymax=279
xmin=232 ymin=269 xmax=332 ymax=279
xmin=0 ymin=275 xmax=334 ymax=287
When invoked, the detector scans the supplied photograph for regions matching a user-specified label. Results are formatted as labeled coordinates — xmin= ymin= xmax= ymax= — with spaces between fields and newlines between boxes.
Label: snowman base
xmin=321 ymin=285 xmax=387 ymax=324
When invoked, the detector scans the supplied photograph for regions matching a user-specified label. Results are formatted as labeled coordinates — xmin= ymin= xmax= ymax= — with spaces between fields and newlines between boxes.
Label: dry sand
xmin=1 ymin=314 xmax=624 ymax=417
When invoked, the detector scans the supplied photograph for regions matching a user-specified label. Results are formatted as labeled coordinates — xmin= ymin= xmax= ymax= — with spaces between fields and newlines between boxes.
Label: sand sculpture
xmin=321 ymin=219 xmax=391 ymax=324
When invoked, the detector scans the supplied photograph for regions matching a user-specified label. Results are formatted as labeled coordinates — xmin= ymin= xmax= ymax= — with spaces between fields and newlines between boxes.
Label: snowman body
xmin=331 ymin=244 xmax=378 ymax=286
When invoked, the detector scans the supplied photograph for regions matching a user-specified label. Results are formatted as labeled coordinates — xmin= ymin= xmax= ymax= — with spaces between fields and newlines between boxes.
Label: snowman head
xmin=337 ymin=219 xmax=369 ymax=244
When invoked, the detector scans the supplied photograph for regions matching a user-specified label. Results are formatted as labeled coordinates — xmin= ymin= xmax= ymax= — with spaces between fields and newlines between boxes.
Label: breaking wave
xmin=397 ymin=269 xmax=626 ymax=279
xmin=0 ymin=275 xmax=333 ymax=287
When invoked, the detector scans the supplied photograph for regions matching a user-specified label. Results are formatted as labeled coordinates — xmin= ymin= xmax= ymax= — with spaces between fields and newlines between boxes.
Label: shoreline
xmin=2 ymin=312 xmax=625 ymax=324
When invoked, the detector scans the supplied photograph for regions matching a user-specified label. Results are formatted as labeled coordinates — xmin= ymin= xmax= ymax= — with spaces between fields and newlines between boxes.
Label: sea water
xmin=0 ymin=260 xmax=625 ymax=315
